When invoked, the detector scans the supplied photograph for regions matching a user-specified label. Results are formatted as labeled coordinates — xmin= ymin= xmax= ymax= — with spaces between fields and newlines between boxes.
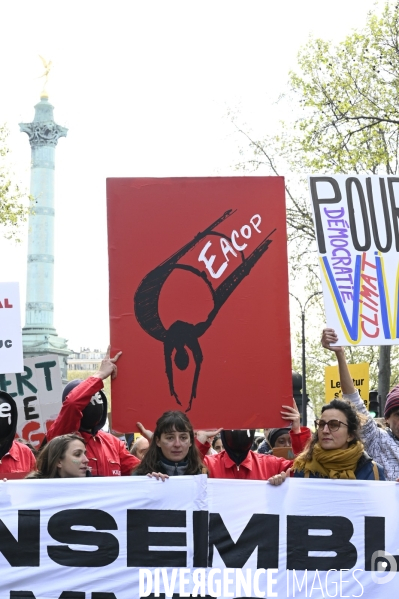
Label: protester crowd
xmin=1 ymin=331 xmax=398 ymax=484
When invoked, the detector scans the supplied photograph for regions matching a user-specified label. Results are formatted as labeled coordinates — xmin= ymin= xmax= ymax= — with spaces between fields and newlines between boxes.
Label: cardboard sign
xmin=309 ymin=175 xmax=399 ymax=345
xmin=272 ymin=446 xmax=295 ymax=459
xmin=0 ymin=355 xmax=63 ymax=447
xmin=107 ymin=177 xmax=291 ymax=430
xmin=325 ymin=362 xmax=369 ymax=408
xmin=0 ymin=282 xmax=23 ymax=374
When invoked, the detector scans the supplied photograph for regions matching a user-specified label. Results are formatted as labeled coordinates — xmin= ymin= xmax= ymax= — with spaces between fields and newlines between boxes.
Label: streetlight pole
xmin=289 ymin=291 xmax=322 ymax=426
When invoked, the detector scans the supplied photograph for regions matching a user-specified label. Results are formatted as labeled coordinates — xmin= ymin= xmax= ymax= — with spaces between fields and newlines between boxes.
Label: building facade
xmin=67 ymin=349 xmax=107 ymax=372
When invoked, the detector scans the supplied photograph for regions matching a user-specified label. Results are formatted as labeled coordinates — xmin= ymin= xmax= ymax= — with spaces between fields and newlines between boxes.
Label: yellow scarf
xmin=293 ymin=441 xmax=364 ymax=480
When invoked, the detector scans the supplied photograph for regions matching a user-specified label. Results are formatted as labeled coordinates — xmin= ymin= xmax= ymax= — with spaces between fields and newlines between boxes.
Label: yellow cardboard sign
xmin=325 ymin=362 xmax=369 ymax=408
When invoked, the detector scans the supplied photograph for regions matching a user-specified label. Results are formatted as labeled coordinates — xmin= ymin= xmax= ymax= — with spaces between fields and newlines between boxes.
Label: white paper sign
xmin=0 ymin=476 xmax=397 ymax=598
xmin=0 ymin=282 xmax=23 ymax=373
xmin=309 ymin=175 xmax=399 ymax=345
xmin=0 ymin=355 xmax=63 ymax=447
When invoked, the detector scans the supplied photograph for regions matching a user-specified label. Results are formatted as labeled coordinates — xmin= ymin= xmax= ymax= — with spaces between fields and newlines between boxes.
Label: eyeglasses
xmin=314 ymin=418 xmax=349 ymax=432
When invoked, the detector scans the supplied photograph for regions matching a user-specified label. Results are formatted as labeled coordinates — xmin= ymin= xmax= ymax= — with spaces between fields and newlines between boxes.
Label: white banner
xmin=1 ymin=355 xmax=63 ymax=448
xmin=0 ymin=476 xmax=398 ymax=598
xmin=0 ymin=282 xmax=23 ymax=374
xmin=308 ymin=175 xmax=399 ymax=346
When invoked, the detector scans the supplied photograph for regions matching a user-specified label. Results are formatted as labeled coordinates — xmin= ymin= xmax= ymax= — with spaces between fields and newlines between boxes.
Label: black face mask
xmin=80 ymin=392 xmax=104 ymax=430
xmin=223 ymin=429 xmax=255 ymax=453
xmin=221 ymin=429 xmax=255 ymax=465
xmin=0 ymin=397 xmax=13 ymax=441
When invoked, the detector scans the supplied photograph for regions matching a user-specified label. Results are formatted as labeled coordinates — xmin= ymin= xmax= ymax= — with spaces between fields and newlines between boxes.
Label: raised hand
xmin=195 ymin=428 xmax=223 ymax=444
xmin=281 ymin=404 xmax=301 ymax=433
xmin=95 ymin=345 xmax=122 ymax=380
xmin=321 ymin=328 xmax=343 ymax=353
xmin=136 ymin=422 xmax=154 ymax=441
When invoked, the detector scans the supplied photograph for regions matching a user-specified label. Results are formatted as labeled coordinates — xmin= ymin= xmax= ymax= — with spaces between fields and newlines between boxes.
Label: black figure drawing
xmin=134 ymin=210 xmax=275 ymax=411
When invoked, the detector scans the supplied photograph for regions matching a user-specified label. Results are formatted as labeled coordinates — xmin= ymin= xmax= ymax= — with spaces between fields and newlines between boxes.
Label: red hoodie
xmin=46 ymin=377 xmax=139 ymax=476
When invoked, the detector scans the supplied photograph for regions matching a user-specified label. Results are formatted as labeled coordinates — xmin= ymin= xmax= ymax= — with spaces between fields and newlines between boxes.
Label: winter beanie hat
xmin=384 ymin=385 xmax=399 ymax=419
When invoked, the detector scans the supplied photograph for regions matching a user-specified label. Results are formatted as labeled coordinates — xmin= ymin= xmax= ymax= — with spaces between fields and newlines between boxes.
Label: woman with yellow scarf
xmin=293 ymin=399 xmax=385 ymax=480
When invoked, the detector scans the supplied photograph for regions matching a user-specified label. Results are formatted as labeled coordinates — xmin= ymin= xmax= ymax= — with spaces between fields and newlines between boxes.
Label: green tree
xmin=288 ymin=2 xmax=399 ymax=406
xmin=234 ymin=1 xmax=399 ymax=408
xmin=0 ymin=124 xmax=30 ymax=239
xmin=290 ymin=2 xmax=399 ymax=175
xmin=236 ymin=2 xmax=399 ymax=245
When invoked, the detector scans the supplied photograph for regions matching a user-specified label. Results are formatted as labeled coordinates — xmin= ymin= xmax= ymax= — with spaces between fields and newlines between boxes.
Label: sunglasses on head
xmin=314 ymin=418 xmax=349 ymax=432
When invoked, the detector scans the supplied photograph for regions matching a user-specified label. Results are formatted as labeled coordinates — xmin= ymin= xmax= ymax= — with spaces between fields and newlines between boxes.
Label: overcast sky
xmin=0 ymin=0 xmax=384 ymax=350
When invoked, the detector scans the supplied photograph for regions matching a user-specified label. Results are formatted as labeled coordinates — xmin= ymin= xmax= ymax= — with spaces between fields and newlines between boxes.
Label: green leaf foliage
xmin=0 ymin=124 xmax=31 ymax=240
xmin=234 ymin=1 xmax=399 ymax=408
xmin=290 ymin=2 xmax=399 ymax=175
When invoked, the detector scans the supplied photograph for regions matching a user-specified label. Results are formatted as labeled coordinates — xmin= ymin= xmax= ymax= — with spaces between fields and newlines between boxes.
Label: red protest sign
xmin=107 ymin=177 xmax=291 ymax=430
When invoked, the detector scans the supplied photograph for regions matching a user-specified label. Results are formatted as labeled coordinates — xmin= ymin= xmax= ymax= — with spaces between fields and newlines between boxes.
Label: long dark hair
xmin=300 ymin=399 xmax=362 ymax=462
xmin=134 ymin=411 xmax=204 ymax=475
xmin=26 ymin=434 xmax=86 ymax=479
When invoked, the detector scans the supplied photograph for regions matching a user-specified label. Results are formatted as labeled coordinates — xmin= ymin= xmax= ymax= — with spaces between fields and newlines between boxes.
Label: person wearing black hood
xmin=46 ymin=346 xmax=139 ymax=476
xmin=0 ymin=391 xmax=36 ymax=476
xmin=196 ymin=405 xmax=311 ymax=483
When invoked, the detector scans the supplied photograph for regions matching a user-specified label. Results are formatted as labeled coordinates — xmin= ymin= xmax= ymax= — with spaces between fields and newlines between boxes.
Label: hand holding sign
xmin=195 ymin=428 xmax=223 ymax=444
xmin=94 ymin=345 xmax=122 ymax=380
xmin=280 ymin=405 xmax=301 ymax=434
xmin=321 ymin=328 xmax=343 ymax=353
xmin=268 ymin=467 xmax=291 ymax=485
xmin=136 ymin=421 xmax=154 ymax=441
xmin=146 ymin=472 xmax=169 ymax=481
